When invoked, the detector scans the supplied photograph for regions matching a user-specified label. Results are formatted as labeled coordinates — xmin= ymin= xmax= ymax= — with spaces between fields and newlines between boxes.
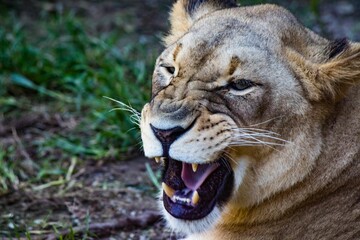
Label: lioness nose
xmin=151 ymin=125 xmax=186 ymax=147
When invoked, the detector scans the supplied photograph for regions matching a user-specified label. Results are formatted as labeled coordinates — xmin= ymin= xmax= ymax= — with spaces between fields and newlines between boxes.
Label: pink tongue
xmin=181 ymin=162 xmax=220 ymax=190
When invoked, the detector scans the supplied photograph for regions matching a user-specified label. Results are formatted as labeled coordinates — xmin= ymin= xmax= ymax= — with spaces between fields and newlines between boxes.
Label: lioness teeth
xmin=162 ymin=182 xmax=175 ymax=198
xmin=192 ymin=163 xmax=198 ymax=172
xmin=192 ymin=190 xmax=200 ymax=205
xmin=161 ymin=157 xmax=167 ymax=162
xmin=155 ymin=157 xmax=161 ymax=163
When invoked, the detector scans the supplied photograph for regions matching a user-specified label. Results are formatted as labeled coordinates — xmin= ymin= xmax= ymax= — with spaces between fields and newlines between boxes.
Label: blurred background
xmin=0 ymin=0 xmax=359 ymax=239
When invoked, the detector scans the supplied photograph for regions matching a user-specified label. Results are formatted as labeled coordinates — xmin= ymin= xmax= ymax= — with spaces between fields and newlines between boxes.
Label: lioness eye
xmin=160 ymin=64 xmax=175 ymax=75
xmin=166 ymin=66 xmax=175 ymax=75
xmin=229 ymin=79 xmax=255 ymax=91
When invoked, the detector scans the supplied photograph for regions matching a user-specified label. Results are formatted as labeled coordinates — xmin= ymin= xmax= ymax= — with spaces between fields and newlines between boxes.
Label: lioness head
xmin=140 ymin=0 xmax=360 ymax=235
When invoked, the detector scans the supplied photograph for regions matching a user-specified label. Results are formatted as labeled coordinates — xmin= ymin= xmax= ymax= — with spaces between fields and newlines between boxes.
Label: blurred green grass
xmin=0 ymin=9 xmax=157 ymax=193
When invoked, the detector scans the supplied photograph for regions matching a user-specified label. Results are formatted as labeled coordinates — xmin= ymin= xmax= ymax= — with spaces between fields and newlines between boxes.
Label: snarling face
xmin=140 ymin=1 xmax=360 ymax=235
xmin=141 ymin=9 xmax=300 ymax=233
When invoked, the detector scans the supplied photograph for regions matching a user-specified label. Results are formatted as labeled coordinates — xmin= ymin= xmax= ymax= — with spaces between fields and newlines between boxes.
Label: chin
xmin=162 ymin=202 xmax=222 ymax=235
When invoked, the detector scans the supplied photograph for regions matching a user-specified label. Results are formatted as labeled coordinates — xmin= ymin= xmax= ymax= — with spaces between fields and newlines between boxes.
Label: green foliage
xmin=0 ymin=11 xmax=155 ymax=160
xmin=310 ymin=0 xmax=321 ymax=15
xmin=0 ymin=147 xmax=19 ymax=193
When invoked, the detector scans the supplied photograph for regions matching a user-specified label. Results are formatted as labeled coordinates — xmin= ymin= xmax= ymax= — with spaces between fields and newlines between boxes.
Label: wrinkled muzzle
xmin=140 ymin=98 xmax=235 ymax=223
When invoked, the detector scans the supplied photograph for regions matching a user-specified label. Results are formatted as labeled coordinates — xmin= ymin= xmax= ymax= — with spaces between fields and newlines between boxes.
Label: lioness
xmin=140 ymin=0 xmax=360 ymax=239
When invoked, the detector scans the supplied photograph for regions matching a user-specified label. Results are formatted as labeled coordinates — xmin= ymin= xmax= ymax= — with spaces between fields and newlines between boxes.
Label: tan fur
xmin=165 ymin=0 xmax=192 ymax=46
xmin=287 ymin=44 xmax=360 ymax=101
xmin=140 ymin=2 xmax=360 ymax=239
xmin=165 ymin=0 xmax=237 ymax=45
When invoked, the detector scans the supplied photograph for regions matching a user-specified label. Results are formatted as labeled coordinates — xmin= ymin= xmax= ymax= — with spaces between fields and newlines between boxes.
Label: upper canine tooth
xmin=192 ymin=163 xmax=198 ymax=172
xmin=155 ymin=157 xmax=161 ymax=163
xmin=160 ymin=157 xmax=167 ymax=162
xmin=192 ymin=190 xmax=200 ymax=205
xmin=162 ymin=182 xmax=175 ymax=198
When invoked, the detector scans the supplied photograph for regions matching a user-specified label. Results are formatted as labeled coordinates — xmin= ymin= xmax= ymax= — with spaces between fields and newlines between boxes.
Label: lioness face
xmin=141 ymin=8 xmax=308 ymax=234
xmin=140 ymin=1 xmax=360 ymax=235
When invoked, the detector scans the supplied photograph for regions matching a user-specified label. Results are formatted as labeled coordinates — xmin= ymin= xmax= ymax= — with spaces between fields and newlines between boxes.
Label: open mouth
xmin=160 ymin=157 xmax=234 ymax=220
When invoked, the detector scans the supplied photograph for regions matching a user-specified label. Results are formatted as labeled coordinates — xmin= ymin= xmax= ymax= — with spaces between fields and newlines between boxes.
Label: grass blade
xmin=10 ymin=74 xmax=73 ymax=103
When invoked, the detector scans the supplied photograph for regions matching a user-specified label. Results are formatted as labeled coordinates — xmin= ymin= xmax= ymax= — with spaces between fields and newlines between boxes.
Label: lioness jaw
xmin=140 ymin=0 xmax=360 ymax=239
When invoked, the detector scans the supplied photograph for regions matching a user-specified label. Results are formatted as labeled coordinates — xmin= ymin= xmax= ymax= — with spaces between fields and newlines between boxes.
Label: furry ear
xmin=164 ymin=0 xmax=238 ymax=46
xmin=286 ymin=40 xmax=360 ymax=102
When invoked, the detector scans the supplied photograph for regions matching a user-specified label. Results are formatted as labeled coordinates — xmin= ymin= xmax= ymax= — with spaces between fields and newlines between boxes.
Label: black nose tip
xmin=150 ymin=124 xmax=187 ymax=147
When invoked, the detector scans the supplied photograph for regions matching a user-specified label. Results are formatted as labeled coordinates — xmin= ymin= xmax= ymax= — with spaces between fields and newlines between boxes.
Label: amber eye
xmin=229 ymin=79 xmax=255 ymax=91
xmin=160 ymin=64 xmax=175 ymax=75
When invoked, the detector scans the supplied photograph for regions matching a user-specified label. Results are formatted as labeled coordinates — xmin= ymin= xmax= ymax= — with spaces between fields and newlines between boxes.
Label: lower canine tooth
xmin=162 ymin=182 xmax=175 ymax=198
xmin=192 ymin=191 xmax=200 ymax=205
xmin=192 ymin=163 xmax=198 ymax=172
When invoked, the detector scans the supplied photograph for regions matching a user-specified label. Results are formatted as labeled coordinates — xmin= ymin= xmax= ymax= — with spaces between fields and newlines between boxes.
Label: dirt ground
xmin=0 ymin=158 xmax=175 ymax=239
xmin=0 ymin=105 xmax=181 ymax=239
xmin=1 ymin=0 xmax=360 ymax=239
xmin=1 ymin=156 xmax=179 ymax=239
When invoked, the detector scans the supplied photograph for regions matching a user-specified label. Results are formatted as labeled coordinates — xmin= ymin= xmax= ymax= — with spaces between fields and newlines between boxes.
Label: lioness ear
xmin=287 ymin=40 xmax=360 ymax=102
xmin=164 ymin=0 xmax=238 ymax=46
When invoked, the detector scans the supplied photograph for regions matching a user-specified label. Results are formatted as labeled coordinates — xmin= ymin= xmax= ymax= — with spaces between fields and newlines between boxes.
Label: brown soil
xmin=0 ymin=102 xmax=181 ymax=239
xmin=0 ymin=156 xmax=180 ymax=239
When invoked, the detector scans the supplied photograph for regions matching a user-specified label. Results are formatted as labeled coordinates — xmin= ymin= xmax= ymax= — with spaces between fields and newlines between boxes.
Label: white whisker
xmin=236 ymin=128 xmax=281 ymax=135
xmin=104 ymin=96 xmax=142 ymax=128
xmin=229 ymin=127 xmax=281 ymax=136
xmin=221 ymin=151 xmax=238 ymax=167
xmin=249 ymin=116 xmax=284 ymax=127
xmin=125 ymin=126 xmax=138 ymax=134
xmin=226 ymin=125 xmax=291 ymax=151
xmin=230 ymin=136 xmax=286 ymax=145
xmin=233 ymin=133 xmax=290 ymax=144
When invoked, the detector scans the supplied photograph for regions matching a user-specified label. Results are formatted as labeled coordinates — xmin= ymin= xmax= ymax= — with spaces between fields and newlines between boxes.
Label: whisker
xmin=230 ymin=127 xmax=290 ymax=144
xmin=125 ymin=126 xmax=138 ymax=134
xmin=230 ymin=140 xmax=286 ymax=146
xmin=220 ymin=150 xmax=238 ymax=167
xmin=230 ymin=127 xmax=281 ymax=136
xmin=109 ymin=106 xmax=140 ymax=117
xmin=223 ymin=159 xmax=233 ymax=172
xmin=104 ymin=96 xmax=142 ymax=129
xmin=229 ymin=140 xmax=281 ymax=152
xmin=104 ymin=96 xmax=141 ymax=116
xmin=236 ymin=128 xmax=281 ymax=135
xmin=232 ymin=133 xmax=290 ymax=144
xmin=249 ymin=116 xmax=284 ymax=127
xmin=110 ymin=107 xmax=141 ymax=125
